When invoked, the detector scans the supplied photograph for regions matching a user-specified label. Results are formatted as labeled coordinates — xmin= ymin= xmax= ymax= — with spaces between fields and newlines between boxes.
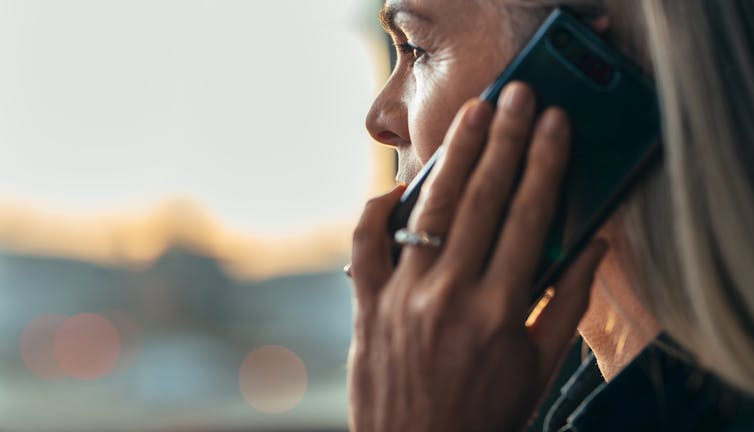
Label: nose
xmin=365 ymin=74 xmax=411 ymax=148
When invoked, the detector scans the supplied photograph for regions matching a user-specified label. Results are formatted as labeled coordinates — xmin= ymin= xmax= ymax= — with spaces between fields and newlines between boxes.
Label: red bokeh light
xmin=53 ymin=313 xmax=121 ymax=380
xmin=19 ymin=314 xmax=68 ymax=379
xmin=239 ymin=345 xmax=308 ymax=414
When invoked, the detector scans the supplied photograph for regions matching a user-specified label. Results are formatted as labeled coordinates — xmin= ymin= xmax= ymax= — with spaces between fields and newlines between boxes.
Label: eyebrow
xmin=379 ymin=3 xmax=433 ymax=34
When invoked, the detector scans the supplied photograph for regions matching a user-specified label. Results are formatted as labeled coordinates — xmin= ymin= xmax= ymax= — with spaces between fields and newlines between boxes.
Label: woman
xmin=349 ymin=0 xmax=754 ymax=430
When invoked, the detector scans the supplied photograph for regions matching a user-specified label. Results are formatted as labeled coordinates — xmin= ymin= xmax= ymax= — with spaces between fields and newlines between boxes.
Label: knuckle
xmin=353 ymin=196 xmax=388 ymax=243
xmin=362 ymin=196 xmax=383 ymax=213
xmin=412 ymin=270 xmax=462 ymax=320
xmin=468 ymin=177 xmax=500 ymax=210
xmin=407 ymin=288 xmax=436 ymax=317
xmin=492 ymin=113 xmax=531 ymax=145
xmin=407 ymin=272 xmax=457 ymax=317
xmin=416 ymin=184 xmax=457 ymax=221
xmin=352 ymin=223 xmax=375 ymax=245
xmin=512 ymin=200 xmax=544 ymax=232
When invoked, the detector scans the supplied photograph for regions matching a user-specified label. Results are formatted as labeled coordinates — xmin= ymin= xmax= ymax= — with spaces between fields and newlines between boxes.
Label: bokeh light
xmin=19 ymin=314 xmax=68 ymax=379
xmin=239 ymin=345 xmax=308 ymax=414
xmin=53 ymin=313 xmax=121 ymax=380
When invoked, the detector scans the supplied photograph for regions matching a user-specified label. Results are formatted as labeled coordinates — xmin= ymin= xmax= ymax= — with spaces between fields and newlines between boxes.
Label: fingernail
xmin=540 ymin=108 xmax=569 ymax=137
xmin=500 ymin=82 xmax=532 ymax=115
xmin=466 ymin=100 xmax=491 ymax=128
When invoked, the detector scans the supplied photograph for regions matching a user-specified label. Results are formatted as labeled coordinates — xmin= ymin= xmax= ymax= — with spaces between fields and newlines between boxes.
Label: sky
xmin=0 ymin=0 xmax=393 ymax=237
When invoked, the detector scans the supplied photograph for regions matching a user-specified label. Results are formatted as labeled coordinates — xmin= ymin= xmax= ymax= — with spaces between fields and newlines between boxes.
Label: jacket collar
xmin=543 ymin=335 xmax=754 ymax=432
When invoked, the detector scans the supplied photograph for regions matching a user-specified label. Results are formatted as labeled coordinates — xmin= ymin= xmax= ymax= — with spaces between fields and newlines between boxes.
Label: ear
xmin=589 ymin=16 xmax=610 ymax=35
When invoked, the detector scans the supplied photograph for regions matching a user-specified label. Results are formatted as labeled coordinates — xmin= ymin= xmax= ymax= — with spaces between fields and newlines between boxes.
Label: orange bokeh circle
xmin=239 ymin=345 xmax=308 ymax=414
xmin=53 ymin=313 xmax=121 ymax=380
xmin=19 ymin=314 xmax=68 ymax=379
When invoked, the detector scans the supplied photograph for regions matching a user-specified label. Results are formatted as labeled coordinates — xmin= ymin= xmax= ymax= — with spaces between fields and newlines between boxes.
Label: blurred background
xmin=0 ymin=0 xmax=395 ymax=430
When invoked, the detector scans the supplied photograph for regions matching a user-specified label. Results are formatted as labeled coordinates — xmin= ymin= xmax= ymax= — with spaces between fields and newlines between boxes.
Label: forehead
xmin=381 ymin=0 xmax=506 ymax=40
xmin=382 ymin=0 xmax=486 ymax=22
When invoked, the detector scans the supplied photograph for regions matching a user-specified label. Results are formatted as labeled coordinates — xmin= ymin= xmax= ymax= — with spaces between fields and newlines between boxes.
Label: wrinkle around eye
xmin=412 ymin=62 xmax=446 ymax=101
xmin=412 ymin=48 xmax=452 ymax=75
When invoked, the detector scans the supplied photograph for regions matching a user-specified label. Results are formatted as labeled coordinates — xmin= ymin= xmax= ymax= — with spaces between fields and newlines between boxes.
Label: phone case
xmin=389 ymin=8 xmax=661 ymax=302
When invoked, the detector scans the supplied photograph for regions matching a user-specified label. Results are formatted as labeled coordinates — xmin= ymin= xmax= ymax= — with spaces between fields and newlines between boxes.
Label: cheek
xmin=407 ymin=70 xmax=464 ymax=163
xmin=405 ymin=52 xmax=504 ymax=164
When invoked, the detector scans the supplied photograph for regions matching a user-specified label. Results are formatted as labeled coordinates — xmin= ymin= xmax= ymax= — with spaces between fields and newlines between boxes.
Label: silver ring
xmin=394 ymin=228 xmax=443 ymax=249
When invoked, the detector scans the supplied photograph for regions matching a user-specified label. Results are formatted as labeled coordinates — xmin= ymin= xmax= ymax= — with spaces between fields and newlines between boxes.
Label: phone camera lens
xmin=580 ymin=54 xmax=614 ymax=85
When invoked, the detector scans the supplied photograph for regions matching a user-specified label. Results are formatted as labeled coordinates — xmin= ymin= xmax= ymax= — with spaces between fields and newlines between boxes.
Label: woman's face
xmin=366 ymin=0 xmax=526 ymax=183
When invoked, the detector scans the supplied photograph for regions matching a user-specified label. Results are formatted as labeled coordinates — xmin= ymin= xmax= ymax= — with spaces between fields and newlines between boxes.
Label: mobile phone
xmin=387 ymin=8 xmax=661 ymax=304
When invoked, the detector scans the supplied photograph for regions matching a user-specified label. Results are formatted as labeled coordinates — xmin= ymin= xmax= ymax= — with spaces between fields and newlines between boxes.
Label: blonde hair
xmin=626 ymin=0 xmax=754 ymax=391
xmin=505 ymin=0 xmax=754 ymax=392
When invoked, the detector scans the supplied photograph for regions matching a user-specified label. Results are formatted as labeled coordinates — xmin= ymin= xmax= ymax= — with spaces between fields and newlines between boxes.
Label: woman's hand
xmin=348 ymin=82 xmax=607 ymax=432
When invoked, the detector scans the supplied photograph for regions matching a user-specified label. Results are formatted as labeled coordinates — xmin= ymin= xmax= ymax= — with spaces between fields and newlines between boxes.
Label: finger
xmin=351 ymin=184 xmax=407 ymax=298
xmin=402 ymin=99 xmax=494 ymax=271
xmin=529 ymin=240 xmax=608 ymax=375
xmin=484 ymin=107 xmax=572 ymax=315
xmin=440 ymin=82 xmax=536 ymax=278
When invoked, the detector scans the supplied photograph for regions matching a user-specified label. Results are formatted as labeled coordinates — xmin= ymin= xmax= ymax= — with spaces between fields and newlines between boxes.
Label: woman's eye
xmin=397 ymin=41 xmax=426 ymax=64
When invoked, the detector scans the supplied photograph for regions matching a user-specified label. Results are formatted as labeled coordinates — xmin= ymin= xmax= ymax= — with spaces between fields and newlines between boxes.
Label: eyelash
xmin=396 ymin=41 xmax=426 ymax=65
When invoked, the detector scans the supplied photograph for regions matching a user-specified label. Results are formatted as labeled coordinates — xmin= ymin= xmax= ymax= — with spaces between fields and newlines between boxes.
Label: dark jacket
xmin=542 ymin=335 xmax=754 ymax=431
